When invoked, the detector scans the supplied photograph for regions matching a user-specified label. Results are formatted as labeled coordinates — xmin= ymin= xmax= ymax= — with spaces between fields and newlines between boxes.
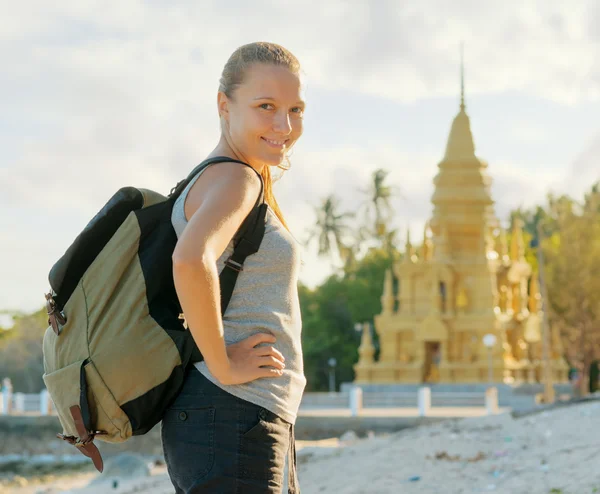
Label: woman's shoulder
xmin=183 ymin=161 xmax=262 ymax=222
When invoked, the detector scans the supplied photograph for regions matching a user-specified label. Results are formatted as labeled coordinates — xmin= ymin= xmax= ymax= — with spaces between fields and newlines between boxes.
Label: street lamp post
xmin=482 ymin=334 xmax=499 ymax=415
xmin=328 ymin=357 xmax=337 ymax=394
xmin=483 ymin=333 xmax=497 ymax=387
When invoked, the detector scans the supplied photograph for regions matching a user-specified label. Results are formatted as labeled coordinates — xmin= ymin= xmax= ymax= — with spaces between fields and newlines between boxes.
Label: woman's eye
xmin=260 ymin=103 xmax=273 ymax=110
xmin=291 ymin=107 xmax=304 ymax=114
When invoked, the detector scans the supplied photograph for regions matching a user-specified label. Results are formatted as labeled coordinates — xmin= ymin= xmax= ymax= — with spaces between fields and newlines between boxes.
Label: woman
xmin=162 ymin=42 xmax=307 ymax=493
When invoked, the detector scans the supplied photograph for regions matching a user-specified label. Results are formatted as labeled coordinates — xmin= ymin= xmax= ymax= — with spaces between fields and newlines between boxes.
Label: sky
xmin=1 ymin=0 xmax=599 ymax=324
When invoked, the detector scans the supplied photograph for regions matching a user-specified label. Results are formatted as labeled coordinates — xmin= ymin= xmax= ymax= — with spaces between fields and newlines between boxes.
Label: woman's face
xmin=219 ymin=63 xmax=305 ymax=169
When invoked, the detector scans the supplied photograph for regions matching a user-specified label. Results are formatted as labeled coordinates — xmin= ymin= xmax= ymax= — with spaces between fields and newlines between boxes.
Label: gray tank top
xmin=171 ymin=164 xmax=306 ymax=424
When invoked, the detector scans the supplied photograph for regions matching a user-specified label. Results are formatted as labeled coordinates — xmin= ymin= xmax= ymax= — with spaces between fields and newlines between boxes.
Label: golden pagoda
xmin=354 ymin=60 xmax=568 ymax=385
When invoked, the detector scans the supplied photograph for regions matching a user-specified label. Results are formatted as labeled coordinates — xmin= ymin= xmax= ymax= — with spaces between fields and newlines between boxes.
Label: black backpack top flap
xmin=48 ymin=157 xmax=266 ymax=311
xmin=48 ymin=187 xmax=145 ymax=309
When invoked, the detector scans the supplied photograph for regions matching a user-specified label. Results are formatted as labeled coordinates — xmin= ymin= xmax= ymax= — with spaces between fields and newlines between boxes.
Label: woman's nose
xmin=273 ymin=111 xmax=292 ymax=134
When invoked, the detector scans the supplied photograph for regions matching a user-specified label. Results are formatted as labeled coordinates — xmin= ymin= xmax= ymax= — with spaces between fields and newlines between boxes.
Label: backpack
xmin=41 ymin=157 xmax=267 ymax=473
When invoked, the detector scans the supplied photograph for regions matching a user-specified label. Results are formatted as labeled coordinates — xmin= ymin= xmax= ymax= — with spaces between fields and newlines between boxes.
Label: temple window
xmin=439 ymin=281 xmax=447 ymax=313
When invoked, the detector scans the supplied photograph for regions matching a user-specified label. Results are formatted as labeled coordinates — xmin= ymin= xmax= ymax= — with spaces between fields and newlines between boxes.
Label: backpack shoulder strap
xmin=168 ymin=156 xmax=264 ymax=201
xmin=219 ymin=201 xmax=268 ymax=314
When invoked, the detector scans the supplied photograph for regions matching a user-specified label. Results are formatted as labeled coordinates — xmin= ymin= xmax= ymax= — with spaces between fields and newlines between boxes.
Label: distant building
xmin=354 ymin=65 xmax=568 ymax=385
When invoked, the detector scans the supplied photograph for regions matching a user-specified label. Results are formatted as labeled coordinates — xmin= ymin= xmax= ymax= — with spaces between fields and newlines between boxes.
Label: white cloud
xmin=1 ymin=1 xmax=599 ymax=310
xmin=508 ymin=124 xmax=548 ymax=143
xmin=489 ymin=160 xmax=564 ymax=219
xmin=2 ymin=1 xmax=598 ymax=113
xmin=303 ymin=1 xmax=599 ymax=104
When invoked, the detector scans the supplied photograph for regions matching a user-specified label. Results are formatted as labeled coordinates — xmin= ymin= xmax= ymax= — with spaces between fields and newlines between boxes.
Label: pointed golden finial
xmin=422 ymin=221 xmax=433 ymax=261
xmin=499 ymin=227 xmax=509 ymax=261
xmin=381 ymin=268 xmax=395 ymax=314
xmin=511 ymin=218 xmax=525 ymax=261
xmin=358 ymin=322 xmax=375 ymax=364
xmin=442 ymin=42 xmax=477 ymax=161
xmin=460 ymin=42 xmax=465 ymax=112
xmin=404 ymin=227 xmax=413 ymax=263
xmin=529 ymin=274 xmax=541 ymax=312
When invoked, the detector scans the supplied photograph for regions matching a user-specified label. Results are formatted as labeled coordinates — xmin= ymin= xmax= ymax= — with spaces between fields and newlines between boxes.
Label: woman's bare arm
xmin=172 ymin=162 xmax=284 ymax=384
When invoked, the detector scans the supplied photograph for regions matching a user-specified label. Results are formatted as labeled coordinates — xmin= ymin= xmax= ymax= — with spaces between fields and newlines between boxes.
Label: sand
xmin=4 ymin=402 xmax=600 ymax=494
xmin=297 ymin=402 xmax=600 ymax=493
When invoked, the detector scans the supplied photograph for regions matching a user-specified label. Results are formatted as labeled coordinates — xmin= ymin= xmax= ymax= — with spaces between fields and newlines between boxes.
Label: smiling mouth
xmin=262 ymin=137 xmax=289 ymax=148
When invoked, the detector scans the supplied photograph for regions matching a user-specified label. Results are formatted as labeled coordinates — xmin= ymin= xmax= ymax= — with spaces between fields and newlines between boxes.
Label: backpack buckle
xmin=57 ymin=431 xmax=106 ymax=446
xmin=224 ymin=257 xmax=243 ymax=272
xmin=58 ymin=405 xmax=106 ymax=472
xmin=178 ymin=313 xmax=188 ymax=330
xmin=45 ymin=292 xmax=66 ymax=335
xmin=169 ymin=180 xmax=185 ymax=198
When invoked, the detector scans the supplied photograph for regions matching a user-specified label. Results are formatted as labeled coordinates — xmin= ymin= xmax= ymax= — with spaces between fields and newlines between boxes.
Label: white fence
xmin=300 ymin=386 xmax=499 ymax=416
xmin=1 ymin=388 xmax=55 ymax=416
xmin=299 ymin=390 xmax=488 ymax=408
xmin=0 ymin=385 xmax=499 ymax=418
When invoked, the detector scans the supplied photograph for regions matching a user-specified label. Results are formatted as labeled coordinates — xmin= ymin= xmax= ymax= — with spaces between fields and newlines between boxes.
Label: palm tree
xmin=357 ymin=169 xmax=400 ymax=239
xmin=305 ymin=195 xmax=355 ymax=266
xmin=382 ymin=227 xmax=400 ymax=259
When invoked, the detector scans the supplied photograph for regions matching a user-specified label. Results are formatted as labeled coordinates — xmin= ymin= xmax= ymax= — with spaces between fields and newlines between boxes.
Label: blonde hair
xmin=219 ymin=42 xmax=301 ymax=232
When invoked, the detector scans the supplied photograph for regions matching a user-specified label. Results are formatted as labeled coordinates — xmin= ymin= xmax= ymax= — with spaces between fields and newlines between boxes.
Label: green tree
xmin=299 ymin=247 xmax=398 ymax=391
xmin=540 ymin=184 xmax=600 ymax=395
xmin=304 ymin=194 xmax=355 ymax=267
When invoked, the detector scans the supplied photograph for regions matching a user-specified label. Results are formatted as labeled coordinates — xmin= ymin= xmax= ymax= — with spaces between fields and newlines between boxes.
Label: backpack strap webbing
xmin=219 ymin=202 xmax=268 ymax=314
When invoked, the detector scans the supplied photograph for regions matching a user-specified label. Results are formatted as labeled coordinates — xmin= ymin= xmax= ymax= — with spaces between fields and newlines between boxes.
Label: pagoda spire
xmin=511 ymin=219 xmax=526 ymax=261
xmin=441 ymin=44 xmax=477 ymax=162
xmin=529 ymin=273 xmax=541 ymax=312
xmin=432 ymin=45 xmax=492 ymax=211
xmin=499 ymin=226 xmax=509 ymax=262
xmin=460 ymin=42 xmax=465 ymax=112
xmin=422 ymin=221 xmax=433 ymax=261
xmin=404 ymin=227 xmax=413 ymax=263
xmin=381 ymin=268 xmax=395 ymax=314
xmin=358 ymin=322 xmax=375 ymax=364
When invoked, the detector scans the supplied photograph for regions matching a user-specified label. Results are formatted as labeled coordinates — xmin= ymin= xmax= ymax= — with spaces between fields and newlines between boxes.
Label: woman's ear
xmin=217 ymin=91 xmax=229 ymax=121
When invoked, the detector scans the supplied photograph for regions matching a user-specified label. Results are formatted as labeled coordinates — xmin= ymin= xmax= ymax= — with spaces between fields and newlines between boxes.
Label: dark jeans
xmin=161 ymin=367 xmax=300 ymax=493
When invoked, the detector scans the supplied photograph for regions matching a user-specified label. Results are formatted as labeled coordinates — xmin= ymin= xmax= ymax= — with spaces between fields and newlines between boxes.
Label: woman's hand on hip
xmin=214 ymin=333 xmax=286 ymax=385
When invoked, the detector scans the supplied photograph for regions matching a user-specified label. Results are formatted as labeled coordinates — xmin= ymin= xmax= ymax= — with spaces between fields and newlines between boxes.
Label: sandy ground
xmin=5 ymin=402 xmax=600 ymax=494
xmin=297 ymin=404 xmax=600 ymax=494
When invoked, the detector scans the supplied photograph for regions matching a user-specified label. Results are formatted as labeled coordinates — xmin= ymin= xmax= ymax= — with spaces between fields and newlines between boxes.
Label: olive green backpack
xmin=42 ymin=157 xmax=266 ymax=472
